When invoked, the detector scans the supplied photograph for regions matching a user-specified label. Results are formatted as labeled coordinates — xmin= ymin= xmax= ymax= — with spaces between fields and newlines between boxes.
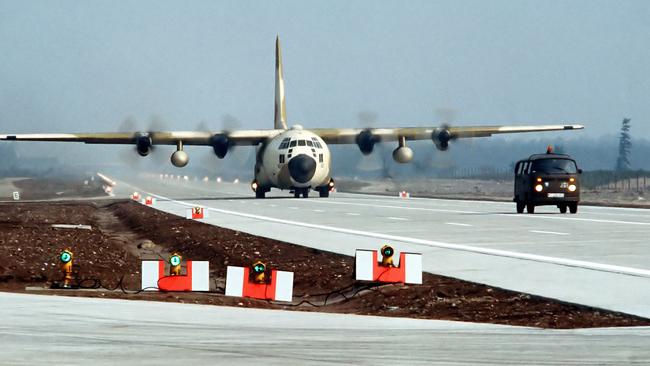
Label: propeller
xmin=214 ymin=114 xmax=251 ymax=166
xmin=354 ymin=111 xmax=392 ymax=178
xmin=117 ymin=114 xmax=171 ymax=169
xmin=432 ymin=108 xmax=457 ymax=151
xmin=414 ymin=108 xmax=458 ymax=175
xmin=194 ymin=114 xmax=252 ymax=179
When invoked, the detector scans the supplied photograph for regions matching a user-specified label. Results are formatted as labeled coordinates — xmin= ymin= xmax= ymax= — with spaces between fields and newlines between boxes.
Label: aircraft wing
xmin=0 ymin=130 xmax=281 ymax=145
xmin=311 ymin=124 xmax=584 ymax=144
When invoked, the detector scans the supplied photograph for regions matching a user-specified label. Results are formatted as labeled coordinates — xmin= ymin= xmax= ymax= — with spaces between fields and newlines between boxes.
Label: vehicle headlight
xmin=535 ymin=184 xmax=544 ymax=192
xmin=568 ymin=184 xmax=577 ymax=192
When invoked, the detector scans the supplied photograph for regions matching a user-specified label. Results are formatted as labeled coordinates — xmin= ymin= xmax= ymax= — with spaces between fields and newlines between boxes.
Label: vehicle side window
xmin=279 ymin=154 xmax=285 ymax=164
xmin=307 ymin=140 xmax=313 ymax=147
xmin=289 ymin=140 xmax=297 ymax=147
xmin=523 ymin=162 xmax=530 ymax=174
xmin=298 ymin=140 xmax=306 ymax=146
xmin=319 ymin=153 xmax=323 ymax=163
xmin=515 ymin=162 xmax=521 ymax=175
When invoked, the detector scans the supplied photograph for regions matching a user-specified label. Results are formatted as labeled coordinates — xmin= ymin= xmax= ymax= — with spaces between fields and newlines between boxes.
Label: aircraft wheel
xmin=293 ymin=190 xmax=300 ymax=198
xmin=559 ymin=204 xmax=567 ymax=214
xmin=302 ymin=189 xmax=309 ymax=198
xmin=319 ymin=188 xmax=329 ymax=198
xmin=516 ymin=201 xmax=524 ymax=213
xmin=569 ymin=203 xmax=578 ymax=214
xmin=255 ymin=190 xmax=266 ymax=199
xmin=526 ymin=203 xmax=535 ymax=214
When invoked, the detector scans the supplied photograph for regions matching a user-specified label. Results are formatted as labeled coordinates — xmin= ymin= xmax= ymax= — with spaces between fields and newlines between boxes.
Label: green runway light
xmin=382 ymin=246 xmax=394 ymax=257
xmin=170 ymin=255 xmax=181 ymax=266
xmin=60 ymin=251 xmax=72 ymax=263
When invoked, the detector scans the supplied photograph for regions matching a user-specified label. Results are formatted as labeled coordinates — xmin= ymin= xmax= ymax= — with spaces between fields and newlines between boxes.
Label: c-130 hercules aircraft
xmin=1 ymin=37 xmax=583 ymax=198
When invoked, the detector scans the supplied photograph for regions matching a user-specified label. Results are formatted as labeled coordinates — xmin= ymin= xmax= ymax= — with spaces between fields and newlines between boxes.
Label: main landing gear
xmin=315 ymin=186 xmax=329 ymax=198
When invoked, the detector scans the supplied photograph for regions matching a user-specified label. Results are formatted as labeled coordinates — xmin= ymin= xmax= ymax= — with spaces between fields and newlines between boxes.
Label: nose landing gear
xmin=293 ymin=187 xmax=309 ymax=198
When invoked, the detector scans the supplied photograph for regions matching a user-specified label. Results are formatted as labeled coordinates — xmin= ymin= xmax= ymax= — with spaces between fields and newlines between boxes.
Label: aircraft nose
xmin=288 ymin=154 xmax=316 ymax=184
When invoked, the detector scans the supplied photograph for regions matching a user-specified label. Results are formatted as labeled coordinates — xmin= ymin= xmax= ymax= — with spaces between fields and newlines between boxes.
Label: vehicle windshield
xmin=531 ymin=158 xmax=578 ymax=174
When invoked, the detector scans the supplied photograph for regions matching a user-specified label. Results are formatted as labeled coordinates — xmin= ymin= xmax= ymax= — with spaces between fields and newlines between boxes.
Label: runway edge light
xmin=169 ymin=253 xmax=182 ymax=276
xmin=186 ymin=206 xmax=208 ymax=220
xmin=225 ymin=263 xmax=293 ymax=302
xmin=52 ymin=248 xmax=76 ymax=289
xmin=142 ymin=196 xmax=156 ymax=206
xmin=380 ymin=245 xmax=395 ymax=267
xmin=355 ymin=246 xmax=422 ymax=284
xmin=141 ymin=256 xmax=209 ymax=292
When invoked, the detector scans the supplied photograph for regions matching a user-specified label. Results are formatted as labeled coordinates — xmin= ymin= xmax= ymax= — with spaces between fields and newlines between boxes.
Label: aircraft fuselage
xmin=255 ymin=126 xmax=332 ymax=191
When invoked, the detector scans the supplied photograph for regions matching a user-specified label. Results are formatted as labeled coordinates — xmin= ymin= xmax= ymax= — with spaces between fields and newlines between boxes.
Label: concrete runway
xmin=5 ymin=174 xmax=650 ymax=364
xmin=115 ymin=175 xmax=650 ymax=318
xmin=2 ymin=292 xmax=649 ymax=365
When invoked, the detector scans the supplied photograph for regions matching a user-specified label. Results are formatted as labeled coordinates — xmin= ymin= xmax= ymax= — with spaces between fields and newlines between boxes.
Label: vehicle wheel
xmin=559 ymin=204 xmax=567 ymax=214
xmin=255 ymin=190 xmax=266 ymax=199
xmin=516 ymin=201 xmax=524 ymax=213
xmin=569 ymin=203 xmax=578 ymax=214
xmin=526 ymin=203 xmax=535 ymax=214
xmin=319 ymin=188 xmax=329 ymax=198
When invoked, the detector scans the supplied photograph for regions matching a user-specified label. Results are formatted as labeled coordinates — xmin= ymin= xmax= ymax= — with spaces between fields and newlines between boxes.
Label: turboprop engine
xmin=210 ymin=134 xmax=230 ymax=159
xmin=356 ymin=129 xmax=377 ymax=155
xmin=432 ymin=128 xmax=452 ymax=151
xmin=136 ymin=134 xmax=153 ymax=156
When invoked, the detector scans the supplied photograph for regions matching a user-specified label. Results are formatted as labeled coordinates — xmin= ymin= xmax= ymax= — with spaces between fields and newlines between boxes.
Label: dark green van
xmin=514 ymin=152 xmax=582 ymax=214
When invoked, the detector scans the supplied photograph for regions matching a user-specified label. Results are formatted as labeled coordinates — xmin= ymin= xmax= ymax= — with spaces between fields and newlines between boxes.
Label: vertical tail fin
xmin=274 ymin=36 xmax=288 ymax=130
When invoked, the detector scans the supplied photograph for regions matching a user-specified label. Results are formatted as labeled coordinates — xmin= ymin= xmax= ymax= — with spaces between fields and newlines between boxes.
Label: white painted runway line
xmin=530 ymin=230 xmax=570 ymax=236
xmin=502 ymin=213 xmax=650 ymax=226
xmin=446 ymin=222 xmax=473 ymax=227
xmin=304 ymin=198 xmax=479 ymax=214
xmin=300 ymin=195 xmax=650 ymax=227
xmin=387 ymin=217 xmax=408 ymax=221
xmin=345 ymin=212 xmax=361 ymax=216
xmin=312 ymin=209 xmax=324 ymax=212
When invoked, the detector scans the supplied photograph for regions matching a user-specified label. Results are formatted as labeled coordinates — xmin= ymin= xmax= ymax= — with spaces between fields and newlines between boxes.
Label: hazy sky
xmin=1 ymin=0 xmax=649 ymax=142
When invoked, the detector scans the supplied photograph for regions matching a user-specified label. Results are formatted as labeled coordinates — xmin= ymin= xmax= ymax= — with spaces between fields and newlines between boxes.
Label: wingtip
xmin=563 ymin=124 xmax=585 ymax=130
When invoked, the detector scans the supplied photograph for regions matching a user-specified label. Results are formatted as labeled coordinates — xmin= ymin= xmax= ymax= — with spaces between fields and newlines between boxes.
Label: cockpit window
xmin=531 ymin=159 xmax=578 ymax=174
xmin=278 ymin=138 xmax=291 ymax=149
xmin=306 ymin=140 xmax=313 ymax=147
xmin=298 ymin=140 xmax=306 ymax=146
xmin=311 ymin=137 xmax=323 ymax=149
xmin=289 ymin=140 xmax=297 ymax=147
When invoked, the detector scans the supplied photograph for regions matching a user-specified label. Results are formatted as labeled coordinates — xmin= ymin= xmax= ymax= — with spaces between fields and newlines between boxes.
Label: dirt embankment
xmin=11 ymin=178 xmax=108 ymax=200
xmin=1 ymin=200 xmax=648 ymax=329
